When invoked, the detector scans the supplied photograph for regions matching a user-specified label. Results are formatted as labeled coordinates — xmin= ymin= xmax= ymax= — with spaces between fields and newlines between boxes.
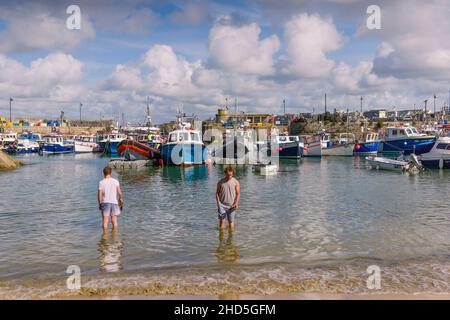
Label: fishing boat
xmin=354 ymin=133 xmax=381 ymax=155
xmin=320 ymin=132 xmax=333 ymax=148
xmin=40 ymin=134 xmax=75 ymax=154
xmin=98 ymin=131 xmax=127 ymax=154
xmin=366 ymin=154 xmax=423 ymax=172
xmin=161 ymin=123 xmax=208 ymax=166
xmin=117 ymin=139 xmax=161 ymax=161
xmin=299 ymin=135 xmax=322 ymax=157
xmin=210 ymin=128 xmax=256 ymax=164
xmin=274 ymin=135 xmax=303 ymax=159
xmin=1 ymin=132 xmax=17 ymax=147
xmin=380 ymin=126 xmax=436 ymax=155
xmin=74 ymin=135 xmax=101 ymax=153
xmin=15 ymin=139 xmax=40 ymax=153
xmin=322 ymin=133 xmax=355 ymax=156
xmin=417 ymin=136 xmax=450 ymax=169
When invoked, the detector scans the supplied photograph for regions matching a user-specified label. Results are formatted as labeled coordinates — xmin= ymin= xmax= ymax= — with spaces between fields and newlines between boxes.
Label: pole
xmin=79 ymin=103 xmax=82 ymax=124
xmin=424 ymin=99 xmax=428 ymax=122
xmin=9 ymin=97 xmax=13 ymax=123
xmin=360 ymin=96 xmax=363 ymax=114
xmin=283 ymin=99 xmax=286 ymax=115
xmin=324 ymin=93 xmax=327 ymax=114
xmin=434 ymin=94 xmax=436 ymax=117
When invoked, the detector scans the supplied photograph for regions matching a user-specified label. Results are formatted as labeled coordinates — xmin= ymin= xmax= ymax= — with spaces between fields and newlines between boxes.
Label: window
xmin=190 ymin=132 xmax=199 ymax=142
xmin=179 ymin=132 xmax=189 ymax=141
xmin=411 ymin=128 xmax=418 ymax=134
xmin=391 ymin=129 xmax=398 ymax=135
xmin=279 ymin=136 xmax=286 ymax=142
xmin=436 ymin=143 xmax=449 ymax=150
xmin=406 ymin=129 xmax=412 ymax=135
xmin=399 ymin=129 xmax=406 ymax=135
xmin=169 ymin=133 xmax=177 ymax=142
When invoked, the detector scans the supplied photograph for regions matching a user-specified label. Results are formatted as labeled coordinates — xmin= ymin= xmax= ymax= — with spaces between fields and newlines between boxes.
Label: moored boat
xmin=117 ymin=139 xmax=161 ymax=160
xmin=98 ymin=131 xmax=127 ymax=154
xmin=354 ymin=133 xmax=381 ymax=155
xmin=380 ymin=126 xmax=435 ymax=155
xmin=299 ymin=135 xmax=322 ymax=157
xmin=274 ymin=135 xmax=303 ymax=159
xmin=161 ymin=123 xmax=208 ymax=166
xmin=40 ymin=134 xmax=75 ymax=154
xmin=418 ymin=136 xmax=450 ymax=169
xmin=74 ymin=135 xmax=101 ymax=153
xmin=322 ymin=133 xmax=355 ymax=156
xmin=366 ymin=154 xmax=423 ymax=172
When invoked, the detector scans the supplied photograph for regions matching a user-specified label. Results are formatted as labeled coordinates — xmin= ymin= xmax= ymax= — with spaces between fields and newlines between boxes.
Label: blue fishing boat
xmin=354 ymin=133 xmax=381 ymax=155
xmin=40 ymin=135 xmax=74 ymax=154
xmin=161 ymin=124 xmax=208 ymax=165
xmin=380 ymin=126 xmax=436 ymax=155
xmin=274 ymin=135 xmax=303 ymax=159
xmin=98 ymin=131 xmax=127 ymax=154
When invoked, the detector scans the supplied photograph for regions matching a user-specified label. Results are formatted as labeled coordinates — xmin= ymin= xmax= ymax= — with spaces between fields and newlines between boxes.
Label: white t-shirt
xmin=99 ymin=177 xmax=120 ymax=204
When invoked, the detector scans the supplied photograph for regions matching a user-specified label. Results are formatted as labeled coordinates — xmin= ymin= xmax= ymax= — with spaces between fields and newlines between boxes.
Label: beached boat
xmin=417 ymin=136 xmax=450 ymax=169
xmin=299 ymin=135 xmax=322 ymax=157
xmin=380 ymin=126 xmax=435 ymax=155
xmin=274 ymin=135 xmax=303 ymax=159
xmin=40 ymin=134 xmax=75 ymax=154
xmin=161 ymin=123 xmax=208 ymax=165
xmin=98 ymin=131 xmax=127 ymax=154
xmin=74 ymin=135 xmax=101 ymax=153
xmin=366 ymin=154 xmax=423 ymax=172
xmin=354 ymin=133 xmax=381 ymax=155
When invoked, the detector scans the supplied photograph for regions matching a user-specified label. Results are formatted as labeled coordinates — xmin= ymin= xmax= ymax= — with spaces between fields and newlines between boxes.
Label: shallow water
xmin=0 ymin=153 xmax=449 ymax=298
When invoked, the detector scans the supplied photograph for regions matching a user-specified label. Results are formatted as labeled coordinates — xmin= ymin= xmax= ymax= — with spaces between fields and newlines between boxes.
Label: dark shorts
xmin=217 ymin=203 xmax=236 ymax=222
xmin=101 ymin=203 xmax=121 ymax=217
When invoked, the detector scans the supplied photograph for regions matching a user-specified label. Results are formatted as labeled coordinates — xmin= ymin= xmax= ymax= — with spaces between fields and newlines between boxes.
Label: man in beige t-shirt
xmin=216 ymin=167 xmax=240 ymax=231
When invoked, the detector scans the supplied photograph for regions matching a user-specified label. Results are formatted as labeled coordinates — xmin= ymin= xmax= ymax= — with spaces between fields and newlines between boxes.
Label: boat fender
xmin=439 ymin=158 xmax=444 ymax=169
xmin=355 ymin=144 xmax=361 ymax=150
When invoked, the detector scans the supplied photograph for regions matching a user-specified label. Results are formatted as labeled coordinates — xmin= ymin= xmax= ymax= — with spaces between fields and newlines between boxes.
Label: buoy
xmin=355 ymin=144 xmax=361 ymax=150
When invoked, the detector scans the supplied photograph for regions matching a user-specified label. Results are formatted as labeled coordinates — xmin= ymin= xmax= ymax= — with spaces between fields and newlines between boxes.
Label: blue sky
xmin=0 ymin=0 xmax=449 ymax=123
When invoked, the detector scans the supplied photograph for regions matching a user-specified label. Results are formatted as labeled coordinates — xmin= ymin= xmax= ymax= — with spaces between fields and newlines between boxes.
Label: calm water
xmin=0 ymin=153 xmax=449 ymax=298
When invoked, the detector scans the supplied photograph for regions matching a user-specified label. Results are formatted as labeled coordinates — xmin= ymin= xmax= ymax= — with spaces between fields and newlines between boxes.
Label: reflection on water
xmin=215 ymin=230 xmax=240 ymax=263
xmin=98 ymin=230 xmax=124 ymax=273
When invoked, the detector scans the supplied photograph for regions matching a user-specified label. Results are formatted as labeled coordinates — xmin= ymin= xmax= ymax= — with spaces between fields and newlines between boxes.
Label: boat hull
xmin=381 ymin=137 xmax=435 ymax=155
xmin=354 ymin=141 xmax=380 ymax=155
xmin=322 ymin=143 xmax=355 ymax=156
xmin=75 ymin=142 xmax=100 ymax=153
xmin=277 ymin=142 xmax=303 ymax=159
xmin=420 ymin=157 xmax=450 ymax=169
xmin=41 ymin=143 xmax=75 ymax=154
xmin=161 ymin=143 xmax=208 ymax=165
xmin=99 ymin=141 xmax=121 ymax=154
xmin=117 ymin=139 xmax=160 ymax=160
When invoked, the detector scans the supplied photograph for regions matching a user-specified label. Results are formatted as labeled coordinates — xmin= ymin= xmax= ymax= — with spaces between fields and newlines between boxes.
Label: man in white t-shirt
xmin=98 ymin=166 xmax=123 ymax=230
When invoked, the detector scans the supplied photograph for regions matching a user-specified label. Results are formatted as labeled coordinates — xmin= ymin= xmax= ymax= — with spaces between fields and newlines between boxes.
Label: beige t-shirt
xmin=99 ymin=177 xmax=120 ymax=204
xmin=218 ymin=177 xmax=238 ymax=206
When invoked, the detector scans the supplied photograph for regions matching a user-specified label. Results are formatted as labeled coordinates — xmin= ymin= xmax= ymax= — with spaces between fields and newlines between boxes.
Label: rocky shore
xmin=0 ymin=151 xmax=23 ymax=170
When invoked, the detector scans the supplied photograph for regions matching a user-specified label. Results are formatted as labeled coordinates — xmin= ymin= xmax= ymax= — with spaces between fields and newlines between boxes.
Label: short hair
xmin=224 ymin=166 xmax=234 ymax=174
xmin=103 ymin=166 xmax=112 ymax=176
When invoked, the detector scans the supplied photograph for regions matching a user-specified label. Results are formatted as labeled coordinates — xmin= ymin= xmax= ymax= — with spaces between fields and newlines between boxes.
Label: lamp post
xmin=424 ymin=99 xmax=428 ymax=122
xmin=433 ymin=94 xmax=436 ymax=118
xmin=9 ymin=97 xmax=13 ymax=123
xmin=79 ymin=103 xmax=83 ymax=124
xmin=360 ymin=96 xmax=363 ymax=114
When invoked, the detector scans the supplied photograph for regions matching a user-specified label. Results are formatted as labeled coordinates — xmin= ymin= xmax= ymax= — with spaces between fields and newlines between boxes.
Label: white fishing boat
xmin=299 ymin=135 xmax=322 ymax=157
xmin=322 ymin=133 xmax=355 ymax=156
xmin=417 ymin=136 xmax=450 ymax=169
xmin=74 ymin=135 xmax=101 ymax=153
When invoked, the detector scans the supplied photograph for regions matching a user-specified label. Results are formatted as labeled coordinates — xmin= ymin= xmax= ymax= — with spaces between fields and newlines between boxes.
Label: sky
xmin=0 ymin=0 xmax=449 ymax=124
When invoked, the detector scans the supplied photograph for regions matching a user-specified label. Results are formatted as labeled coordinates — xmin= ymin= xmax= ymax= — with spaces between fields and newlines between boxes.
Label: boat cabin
xmin=385 ymin=126 xmax=425 ymax=139
xmin=365 ymin=133 xmax=380 ymax=142
xmin=167 ymin=130 xmax=202 ymax=144
xmin=43 ymin=135 xmax=64 ymax=145
xmin=275 ymin=135 xmax=299 ymax=144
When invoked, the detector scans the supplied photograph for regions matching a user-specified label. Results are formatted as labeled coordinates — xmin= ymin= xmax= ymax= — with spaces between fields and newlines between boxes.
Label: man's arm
xmin=117 ymin=185 xmax=123 ymax=208
xmin=232 ymin=180 xmax=240 ymax=209
xmin=98 ymin=189 xmax=103 ymax=209
xmin=215 ymin=181 xmax=221 ymax=205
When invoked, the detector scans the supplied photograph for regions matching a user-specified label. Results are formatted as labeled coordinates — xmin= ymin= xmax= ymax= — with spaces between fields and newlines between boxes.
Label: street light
xmin=79 ymin=103 xmax=83 ymax=124
xmin=424 ymin=99 xmax=428 ymax=122
xmin=9 ymin=97 xmax=13 ymax=123
xmin=433 ymin=94 xmax=437 ymax=117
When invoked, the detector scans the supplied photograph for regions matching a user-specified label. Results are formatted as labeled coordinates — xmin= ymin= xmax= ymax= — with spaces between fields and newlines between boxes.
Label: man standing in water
xmin=216 ymin=167 xmax=240 ymax=231
xmin=98 ymin=166 xmax=123 ymax=230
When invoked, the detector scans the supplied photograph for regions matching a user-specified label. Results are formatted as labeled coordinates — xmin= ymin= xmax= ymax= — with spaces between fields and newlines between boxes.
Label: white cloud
xmin=208 ymin=16 xmax=280 ymax=75
xmin=283 ymin=13 xmax=342 ymax=78
xmin=0 ymin=4 xmax=95 ymax=53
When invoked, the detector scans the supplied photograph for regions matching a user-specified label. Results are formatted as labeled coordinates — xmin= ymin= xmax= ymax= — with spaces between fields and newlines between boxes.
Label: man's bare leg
xmin=111 ymin=215 xmax=119 ymax=229
xmin=228 ymin=220 xmax=235 ymax=232
xmin=102 ymin=215 xmax=110 ymax=230
xmin=219 ymin=219 xmax=226 ymax=230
